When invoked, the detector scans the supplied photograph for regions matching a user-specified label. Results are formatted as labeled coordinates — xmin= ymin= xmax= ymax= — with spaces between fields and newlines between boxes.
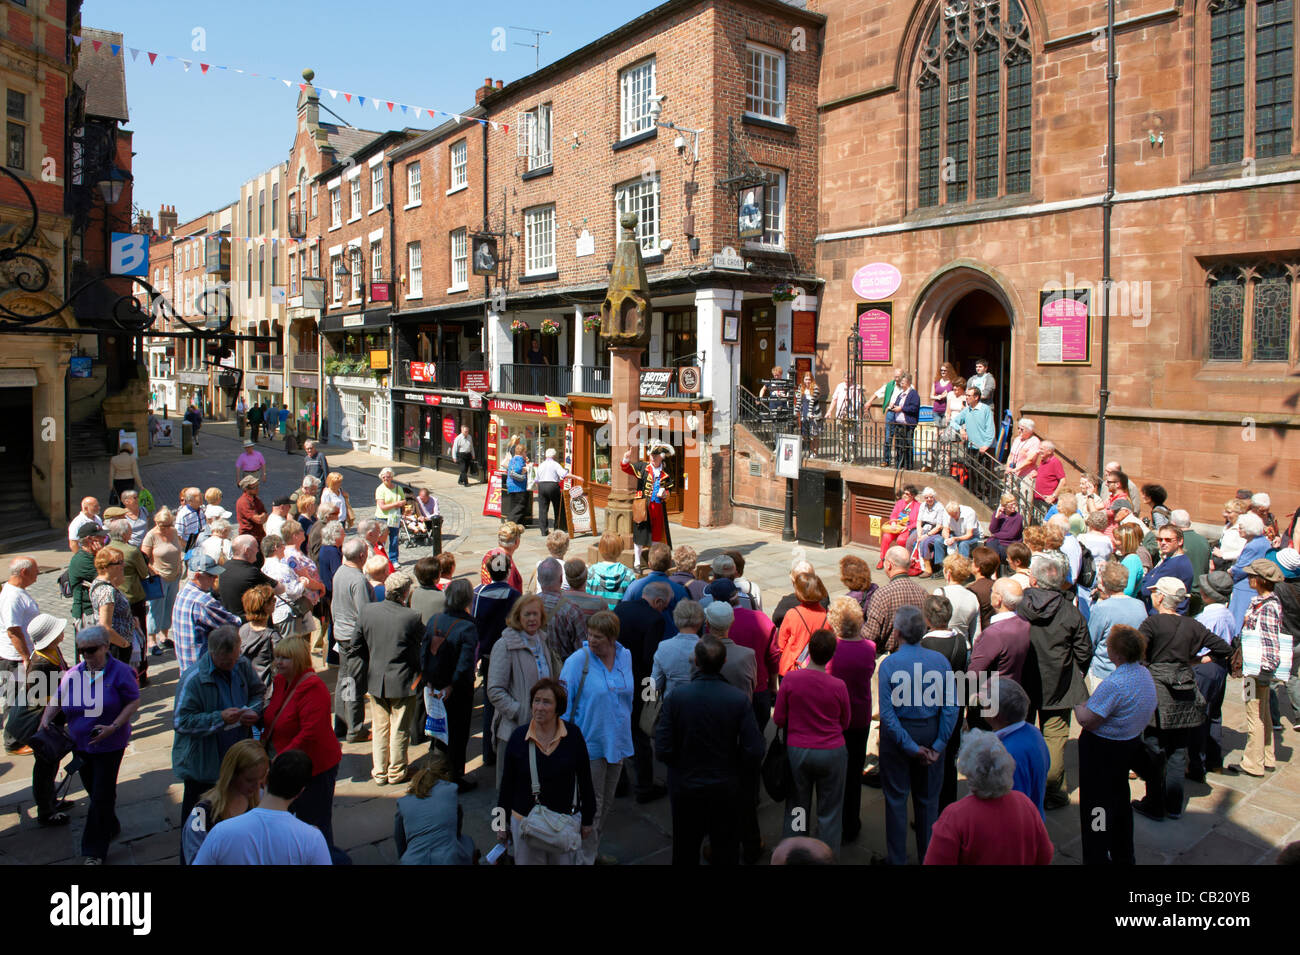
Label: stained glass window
xmin=1252 ymin=264 xmax=1291 ymax=360
xmin=1209 ymin=267 xmax=1245 ymax=360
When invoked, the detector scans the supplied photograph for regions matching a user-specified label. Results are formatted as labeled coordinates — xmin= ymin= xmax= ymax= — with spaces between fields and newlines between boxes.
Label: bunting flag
xmin=74 ymin=35 xmax=505 ymax=133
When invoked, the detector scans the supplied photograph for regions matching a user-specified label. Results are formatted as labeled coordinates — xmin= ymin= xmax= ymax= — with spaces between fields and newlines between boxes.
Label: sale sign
xmin=482 ymin=471 xmax=504 ymax=517
xmin=410 ymin=362 xmax=436 ymax=384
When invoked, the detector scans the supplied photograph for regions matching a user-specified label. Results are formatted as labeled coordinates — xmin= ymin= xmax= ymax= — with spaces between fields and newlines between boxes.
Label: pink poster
xmin=856 ymin=302 xmax=892 ymax=363
xmin=1039 ymin=292 xmax=1091 ymax=363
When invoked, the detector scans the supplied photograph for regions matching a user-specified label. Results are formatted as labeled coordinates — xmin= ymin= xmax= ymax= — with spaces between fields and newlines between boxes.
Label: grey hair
xmin=955 ymin=729 xmax=1016 ymax=800
xmin=1237 ymin=513 xmax=1265 ymax=539
xmin=1017 ymin=417 xmax=1035 ymax=432
xmin=1029 ymin=554 xmax=1065 ymax=590
xmin=1040 ymin=440 xmax=1055 ymax=452
xmin=342 ymin=538 xmax=368 ymax=562
xmin=644 ymin=581 xmax=673 ymax=606
xmin=993 ymin=677 xmax=1029 ymax=724
xmin=710 ymin=554 xmax=736 ymax=577
xmin=1047 ymin=514 xmax=1070 ymax=533
xmin=384 ymin=570 xmax=414 ymax=602
xmin=320 ymin=520 xmax=345 ymax=544
xmin=378 ymin=467 xmax=395 ymax=479
xmin=302 ymin=475 xmax=322 ymax=488
xmin=537 ymin=557 xmax=563 ymax=590
xmin=885 ymin=546 xmax=911 ymax=568
xmin=107 ymin=519 xmax=132 ymax=542
xmin=444 ymin=578 xmax=473 ymax=612
xmin=921 ymin=487 xmax=936 ymax=498
xmin=894 ymin=605 xmax=925 ymax=645
xmin=208 ymin=625 xmax=240 ymax=657
xmin=209 ymin=519 xmax=232 ymax=538
xmin=672 ymin=599 xmax=705 ymax=631
xmin=357 ymin=518 xmax=382 ymax=539
xmin=74 ymin=625 xmax=111 ymax=650
xmin=318 ymin=503 xmax=340 ymax=519
xmin=8 ymin=556 xmax=36 ymax=577
xmin=991 ymin=578 xmax=1023 ymax=610
xmin=260 ymin=534 xmax=284 ymax=558
xmin=1170 ymin=509 xmax=1192 ymax=529
xmin=119 ymin=488 xmax=139 ymax=501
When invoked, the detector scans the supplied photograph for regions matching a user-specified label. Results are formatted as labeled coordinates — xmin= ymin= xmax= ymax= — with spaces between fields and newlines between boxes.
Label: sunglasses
xmin=79 ymin=645 xmax=107 ymax=656
xmin=1157 ymin=537 xmax=1178 ymax=543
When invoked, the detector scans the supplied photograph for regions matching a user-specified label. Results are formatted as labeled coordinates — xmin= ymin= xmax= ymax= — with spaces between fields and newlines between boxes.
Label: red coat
xmin=924 ymin=791 xmax=1053 ymax=865
xmin=261 ymin=671 xmax=342 ymax=775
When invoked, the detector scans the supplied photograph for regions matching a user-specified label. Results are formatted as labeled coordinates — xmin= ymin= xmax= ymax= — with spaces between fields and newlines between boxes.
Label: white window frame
xmin=329 ymin=186 xmax=341 ymax=228
xmin=289 ymin=255 xmax=297 ymax=296
xmin=619 ymin=58 xmax=656 ymax=140
xmin=370 ymin=164 xmax=384 ymax=212
xmin=761 ymin=170 xmax=787 ymax=249
xmin=524 ymin=205 xmax=556 ymax=276
xmin=449 ymin=140 xmax=468 ymax=192
xmin=407 ymin=241 xmax=423 ymax=298
xmin=519 ymin=103 xmax=552 ymax=171
xmin=330 ymin=254 xmax=343 ymax=302
xmin=349 ymin=245 xmax=363 ymax=302
xmin=406 ymin=162 xmax=422 ymax=206
xmin=450 ymin=228 xmax=468 ymax=291
xmin=349 ymin=177 xmax=362 ymax=221
xmin=745 ymin=43 xmax=786 ymax=122
xmin=615 ymin=176 xmax=660 ymax=255
xmin=370 ymin=240 xmax=383 ymax=283
xmin=311 ymin=245 xmax=320 ymax=278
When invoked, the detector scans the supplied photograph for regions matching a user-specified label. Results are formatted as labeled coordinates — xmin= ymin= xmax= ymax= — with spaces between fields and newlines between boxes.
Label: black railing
xmin=500 ymin=362 xmax=571 ymax=397
xmin=575 ymin=366 xmax=613 ymax=395
xmin=397 ymin=359 xmax=486 ymax=390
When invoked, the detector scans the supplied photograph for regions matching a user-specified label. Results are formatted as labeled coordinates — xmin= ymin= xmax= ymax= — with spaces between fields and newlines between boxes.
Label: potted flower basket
xmin=771 ymin=284 xmax=798 ymax=303
xmin=541 ymin=319 xmax=561 ymax=336
xmin=583 ymin=315 xmax=602 ymax=333
xmin=510 ymin=319 xmax=530 ymax=334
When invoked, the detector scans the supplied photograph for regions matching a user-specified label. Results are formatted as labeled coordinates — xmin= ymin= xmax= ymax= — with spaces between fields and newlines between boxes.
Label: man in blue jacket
xmin=172 ymin=625 xmax=266 ymax=834
xmin=884 ymin=373 xmax=921 ymax=470
xmin=877 ymin=605 xmax=959 ymax=864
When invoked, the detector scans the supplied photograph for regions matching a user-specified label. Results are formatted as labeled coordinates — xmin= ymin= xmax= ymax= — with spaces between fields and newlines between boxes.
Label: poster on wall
xmin=775 ymin=433 xmax=802 ymax=480
xmin=1038 ymin=288 xmax=1091 ymax=364
xmin=855 ymin=301 xmax=892 ymax=363
xmin=791 ymin=310 xmax=817 ymax=354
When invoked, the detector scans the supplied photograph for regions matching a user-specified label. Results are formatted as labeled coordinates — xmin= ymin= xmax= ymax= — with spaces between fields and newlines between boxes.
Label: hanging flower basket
xmin=771 ymin=284 xmax=799 ymax=303
xmin=583 ymin=315 xmax=602 ymax=333
xmin=510 ymin=319 xmax=530 ymax=333
xmin=540 ymin=319 xmax=561 ymax=336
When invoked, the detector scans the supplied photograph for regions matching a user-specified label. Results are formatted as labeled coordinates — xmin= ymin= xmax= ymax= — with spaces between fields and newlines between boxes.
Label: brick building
xmin=459 ymin=0 xmax=825 ymax=528
xmin=232 ymin=163 xmax=291 ymax=416
xmin=800 ymin=0 xmax=1300 ymax=539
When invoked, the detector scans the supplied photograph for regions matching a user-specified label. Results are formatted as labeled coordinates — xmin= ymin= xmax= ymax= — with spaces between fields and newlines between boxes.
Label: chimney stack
xmin=158 ymin=204 xmax=178 ymax=236
xmin=496 ymin=80 xmax=503 ymax=89
xmin=476 ymin=77 xmax=494 ymax=104
xmin=136 ymin=212 xmax=154 ymax=235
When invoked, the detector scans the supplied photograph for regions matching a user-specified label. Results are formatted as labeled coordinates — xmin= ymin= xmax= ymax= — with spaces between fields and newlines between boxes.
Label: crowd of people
xmin=5 ymin=406 xmax=1299 ymax=867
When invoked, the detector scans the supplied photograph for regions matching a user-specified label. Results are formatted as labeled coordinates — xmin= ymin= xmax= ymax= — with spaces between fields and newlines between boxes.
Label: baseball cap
xmin=704 ymin=600 xmax=734 ymax=630
xmin=1154 ymin=577 xmax=1187 ymax=602
xmin=706 ymin=578 xmax=739 ymax=603
xmin=187 ymin=553 xmax=225 ymax=576
xmin=76 ymin=522 xmax=108 ymax=540
xmin=273 ymin=496 xmax=292 ymax=507
xmin=1245 ymin=559 xmax=1283 ymax=583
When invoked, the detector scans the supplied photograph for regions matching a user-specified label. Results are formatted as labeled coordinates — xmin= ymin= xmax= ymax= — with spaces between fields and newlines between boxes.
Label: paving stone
xmin=1176 ymin=830 xmax=1277 ymax=865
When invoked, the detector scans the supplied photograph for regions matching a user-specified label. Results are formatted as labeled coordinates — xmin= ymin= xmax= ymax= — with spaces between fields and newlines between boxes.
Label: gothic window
xmin=1252 ymin=263 xmax=1292 ymax=359
xmin=1209 ymin=0 xmax=1295 ymax=167
xmin=1206 ymin=261 xmax=1295 ymax=362
xmin=916 ymin=0 xmax=1032 ymax=208
xmin=1208 ymin=266 xmax=1246 ymax=360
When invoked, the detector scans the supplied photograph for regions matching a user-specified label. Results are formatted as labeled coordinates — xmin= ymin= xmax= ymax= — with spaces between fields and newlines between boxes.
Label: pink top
xmin=1007 ymin=434 xmax=1040 ymax=476
xmin=888 ymin=497 xmax=919 ymax=531
xmin=774 ymin=668 xmax=851 ymax=750
xmin=236 ymin=450 xmax=266 ymax=473
xmin=923 ymin=791 xmax=1054 ymax=865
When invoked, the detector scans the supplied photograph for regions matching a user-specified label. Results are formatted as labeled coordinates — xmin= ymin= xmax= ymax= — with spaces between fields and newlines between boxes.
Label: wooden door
xmin=741 ymin=300 xmax=776 ymax=394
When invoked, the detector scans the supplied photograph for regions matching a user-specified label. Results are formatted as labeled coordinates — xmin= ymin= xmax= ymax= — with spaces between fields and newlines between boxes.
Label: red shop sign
xmin=461 ymin=370 xmax=490 ymax=392
xmin=443 ymin=415 xmax=457 ymax=445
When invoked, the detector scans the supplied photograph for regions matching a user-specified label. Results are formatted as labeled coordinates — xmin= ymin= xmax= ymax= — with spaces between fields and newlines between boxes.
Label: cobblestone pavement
xmin=0 ymin=420 xmax=1296 ymax=864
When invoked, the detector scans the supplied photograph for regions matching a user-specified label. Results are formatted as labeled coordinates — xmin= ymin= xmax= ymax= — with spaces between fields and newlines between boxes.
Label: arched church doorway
xmin=944 ymin=289 xmax=1011 ymax=425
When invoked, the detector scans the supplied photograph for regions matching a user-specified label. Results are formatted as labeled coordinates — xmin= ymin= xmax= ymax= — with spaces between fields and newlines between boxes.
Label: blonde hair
xmin=826 ymin=596 xmax=864 ymax=640
xmin=545 ymin=530 xmax=570 ymax=557
xmin=200 ymin=739 xmax=268 ymax=826
xmin=204 ymin=487 xmax=223 ymax=505
xmin=272 ymin=636 xmax=312 ymax=682
xmin=597 ymin=532 xmax=623 ymax=562
xmin=297 ymin=494 xmax=316 ymax=511
xmin=364 ymin=555 xmax=391 ymax=580
xmin=326 ymin=472 xmax=344 ymax=492
xmin=497 ymin=522 xmax=523 ymax=547
xmin=943 ymin=553 xmax=974 ymax=582
xmin=506 ymin=592 xmax=548 ymax=631
xmin=153 ymin=506 xmax=174 ymax=526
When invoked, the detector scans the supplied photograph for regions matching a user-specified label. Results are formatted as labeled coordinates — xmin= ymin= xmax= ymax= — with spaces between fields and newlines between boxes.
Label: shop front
xmin=247 ymin=372 xmax=284 ymax=424
xmin=487 ymin=397 xmax=572 ymax=472
xmin=177 ymin=370 xmax=211 ymax=415
xmin=288 ymin=371 xmax=319 ymax=438
xmin=394 ymin=387 xmax=488 ymax=473
xmin=568 ymin=395 xmax=710 ymax=529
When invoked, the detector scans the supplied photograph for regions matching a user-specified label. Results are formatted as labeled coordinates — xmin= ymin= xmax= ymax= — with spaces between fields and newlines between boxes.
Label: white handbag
xmin=517 ymin=741 xmax=582 ymax=853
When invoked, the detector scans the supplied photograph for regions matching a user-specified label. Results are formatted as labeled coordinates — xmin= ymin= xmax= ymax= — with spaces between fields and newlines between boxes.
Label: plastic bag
xmin=423 ymin=688 xmax=449 ymax=744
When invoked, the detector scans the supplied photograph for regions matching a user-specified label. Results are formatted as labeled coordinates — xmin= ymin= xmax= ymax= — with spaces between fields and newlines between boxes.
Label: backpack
xmin=57 ymin=570 xmax=73 ymax=599
xmin=1076 ymin=545 xmax=1097 ymax=589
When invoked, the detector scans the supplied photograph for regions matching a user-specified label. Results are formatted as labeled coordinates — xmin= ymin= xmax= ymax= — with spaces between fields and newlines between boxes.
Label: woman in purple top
xmin=986 ymin=493 xmax=1025 ymax=562
xmin=931 ymin=362 xmax=956 ymax=421
xmin=825 ymin=598 xmax=877 ymax=844
xmin=774 ymin=629 xmax=852 ymax=856
xmin=40 ymin=626 xmax=140 ymax=865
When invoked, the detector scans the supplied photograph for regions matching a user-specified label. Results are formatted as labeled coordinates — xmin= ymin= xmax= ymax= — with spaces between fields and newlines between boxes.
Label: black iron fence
xmin=499 ymin=363 xmax=572 ymax=397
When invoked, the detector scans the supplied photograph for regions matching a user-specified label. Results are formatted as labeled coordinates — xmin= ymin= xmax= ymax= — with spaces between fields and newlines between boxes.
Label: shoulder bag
xmin=261 ymin=676 xmax=304 ymax=760
xmin=638 ymin=684 xmax=663 ymax=738
xmin=570 ymin=649 xmax=592 ymax=716
xmin=517 ymin=739 xmax=582 ymax=853
xmin=762 ymin=727 xmax=793 ymax=802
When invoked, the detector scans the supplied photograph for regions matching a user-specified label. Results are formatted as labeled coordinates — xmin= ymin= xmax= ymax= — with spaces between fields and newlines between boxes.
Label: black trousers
xmin=457 ymin=452 xmax=474 ymax=485
xmin=671 ymin=784 xmax=741 ymax=865
xmin=180 ymin=778 xmax=215 ymax=830
xmin=842 ymin=726 xmax=869 ymax=840
xmin=1190 ymin=661 xmax=1228 ymax=774
xmin=437 ymin=679 xmax=475 ymax=780
xmin=78 ymin=748 xmax=125 ymax=860
xmin=1078 ymin=730 xmax=1142 ymax=865
xmin=33 ymin=751 xmax=59 ymax=820
xmin=334 ymin=640 xmax=369 ymax=739
xmin=536 ymin=482 xmax=562 ymax=534
xmin=630 ymin=701 xmax=656 ymax=795
xmin=291 ymin=765 xmax=338 ymax=849
xmin=939 ymin=712 xmax=963 ymax=811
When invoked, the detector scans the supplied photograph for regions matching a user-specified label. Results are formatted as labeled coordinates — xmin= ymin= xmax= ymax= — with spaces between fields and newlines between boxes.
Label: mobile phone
xmin=485 ymin=843 xmax=507 ymax=865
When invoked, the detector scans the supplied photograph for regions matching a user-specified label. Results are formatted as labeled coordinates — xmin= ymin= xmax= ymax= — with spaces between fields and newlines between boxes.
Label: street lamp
xmin=96 ymin=166 xmax=131 ymax=205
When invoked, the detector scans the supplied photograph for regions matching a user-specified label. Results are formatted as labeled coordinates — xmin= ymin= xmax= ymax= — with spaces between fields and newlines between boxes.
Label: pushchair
xmin=399 ymin=501 xmax=435 ymax=549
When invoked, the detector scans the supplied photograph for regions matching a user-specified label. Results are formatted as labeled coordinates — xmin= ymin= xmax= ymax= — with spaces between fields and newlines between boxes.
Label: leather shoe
xmin=346 ymin=731 xmax=372 ymax=743
xmin=6 ymin=746 xmax=32 ymax=756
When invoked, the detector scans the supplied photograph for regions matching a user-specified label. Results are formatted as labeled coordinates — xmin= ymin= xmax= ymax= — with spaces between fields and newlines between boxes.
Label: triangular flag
xmin=110 ymin=45 xmax=121 ymax=56
xmin=328 ymin=89 xmax=338 ymax=98
xmin=129 ymin=48 xmax=140 ymax=61
xmin=502 ymin=124 xmax=509 ymax=134
xmin=91 ymin=40 xmax=102 ymax=52
xmin=344 ymin=93 xmax=352 ymax=103
xmin=299 ymin=83 xmax=307 ymax=92
xmin=411 ymin=106 xmax=422 ymax=119
xmin=314 ymin=87 xmax=321 ymax=97
xmin=490 ymin=121 xmax=498 ymax=131
xmin=148 ymin=52 xmax=157 ymax=64
xmin=373 ymin=98 xmax=382 ymax=110
xmin=386 ymin=101 xmax=394 ymax=112
xmin=200 ymin=63 xmax=209 ymax=73
xmin=217 ymin=65 xmax=227 ymax=71
xmin=165 ymin=54 xmax=175 ymax=63
xmin=452 ymin=114 xmax=461 ymax=123
xmin=357 ymin=95 xmax=366 ymax=107
xmin=400 ymin=104 xmax=407 ymax=114
xmin=72 ymin=36 xmax=83 ymax=47
xmin=181 ymin=59 xmax=192 ymax=71
xmin=233 ymin=68 xmax=243 ymax=73
xmin=283 ymin=79 xmax=292 ymax=88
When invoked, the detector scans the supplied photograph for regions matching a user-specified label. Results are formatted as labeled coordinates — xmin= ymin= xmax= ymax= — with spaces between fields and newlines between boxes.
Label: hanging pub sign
xmin=370 ymin=282 xmax=391 ymax=303
xmin=855 ymin=301 xmax=892 ymax=363
xmin=472 ymin=236 xmax=499 ymax=276
xmin=737 ymin=184 xmax=765 ymax=239
xmin=1038 ymin=288 xmax=1091 ymax=364
xmin=639 ymin=368 xmax=674 ymax=398
xmin=677 ymin=365 xmax=701 ymax=395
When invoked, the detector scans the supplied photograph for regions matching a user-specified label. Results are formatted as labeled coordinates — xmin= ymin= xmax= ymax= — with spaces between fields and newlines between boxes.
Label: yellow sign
xmin=545 ymin=399 xmax=562 ymax=418
xmin=369 ymin=350 xmax=389 ymax=370
xmin=870 ymin=515 xmax=882 ymax=538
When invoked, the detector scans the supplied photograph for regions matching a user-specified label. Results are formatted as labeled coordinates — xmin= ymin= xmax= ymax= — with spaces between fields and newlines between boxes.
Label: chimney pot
xmin=496 ymin=80 xmax=503 ymax=89
xmin=485 ymin=77 xmax=492 ymax=87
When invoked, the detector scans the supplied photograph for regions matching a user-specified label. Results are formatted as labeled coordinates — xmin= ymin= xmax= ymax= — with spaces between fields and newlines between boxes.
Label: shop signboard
xmin=461 ymin=370 xmax=490 ymax=392
xmin=639 ymin=369 xmax=673 ymax=398
xmin=482 ymin=470 xmax=504 ymax=518
xmin=564 ymin=482 xmax=595 ymax=538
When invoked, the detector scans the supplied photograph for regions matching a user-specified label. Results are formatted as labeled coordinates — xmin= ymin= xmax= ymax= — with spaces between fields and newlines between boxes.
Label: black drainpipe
xmin=1097 ymin=0 xmax=1116 ymax=477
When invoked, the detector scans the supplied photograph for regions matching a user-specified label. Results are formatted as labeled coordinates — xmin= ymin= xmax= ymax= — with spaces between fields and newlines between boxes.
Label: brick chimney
xmin=158 ymin=204 xmax=178 ymax=236
xmin=476 ymin=77 xmax=494 ymax=104
xmin=136 ymin=212 xmax=154 ymax=235
xmin=496 ymin=80 xmax=503 ymax=89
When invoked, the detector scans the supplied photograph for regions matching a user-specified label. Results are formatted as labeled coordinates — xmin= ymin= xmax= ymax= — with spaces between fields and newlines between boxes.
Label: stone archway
xmin=906 ymin=262 xmax=1019 ymax=417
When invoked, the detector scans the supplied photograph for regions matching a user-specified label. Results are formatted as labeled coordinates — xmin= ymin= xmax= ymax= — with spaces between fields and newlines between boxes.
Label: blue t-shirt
xmin=996 ymin=721 xmax=1050 ymax=819
xmin=1085 ymin=663 xmax=1157 ymax=741
xmin=1086 ymin=594 xmax=1149 ymax=680
xmin=506 ymin=454 xmax=528 ymax=493
xmin=192 ymin=807 xmax=331 ymax=865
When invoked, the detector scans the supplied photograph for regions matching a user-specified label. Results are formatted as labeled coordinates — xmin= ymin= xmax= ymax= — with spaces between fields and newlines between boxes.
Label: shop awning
xmin=319 ymin=306 xmax=392 ymax=334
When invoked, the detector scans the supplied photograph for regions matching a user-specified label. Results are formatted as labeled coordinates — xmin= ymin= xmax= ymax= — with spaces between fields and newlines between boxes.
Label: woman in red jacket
xmin=776 ymin=572 xmax=831 ymax=676
xmin=261 ymin=636 xmax=343 ymax=851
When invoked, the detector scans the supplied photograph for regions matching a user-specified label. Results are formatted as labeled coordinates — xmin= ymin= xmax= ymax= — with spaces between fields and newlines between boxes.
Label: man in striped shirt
xmin=176 ymin=487 xmax=207 ymax=550
xmin=172 ymin=554 xmax=241 ymax=674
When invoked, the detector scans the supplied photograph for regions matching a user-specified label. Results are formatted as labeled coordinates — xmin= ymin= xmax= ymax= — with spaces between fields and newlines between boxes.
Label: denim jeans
xmin=387 ymin=524 xmax=400 ymax=564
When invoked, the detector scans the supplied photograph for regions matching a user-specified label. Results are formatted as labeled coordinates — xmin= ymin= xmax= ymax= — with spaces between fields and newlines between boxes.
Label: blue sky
xmin=83 ymin=0 xmax=658 ymax=225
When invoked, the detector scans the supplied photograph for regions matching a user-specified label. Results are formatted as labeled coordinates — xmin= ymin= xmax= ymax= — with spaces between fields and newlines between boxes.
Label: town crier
xmin=621 ymin=445 xmax=673 ymax=568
